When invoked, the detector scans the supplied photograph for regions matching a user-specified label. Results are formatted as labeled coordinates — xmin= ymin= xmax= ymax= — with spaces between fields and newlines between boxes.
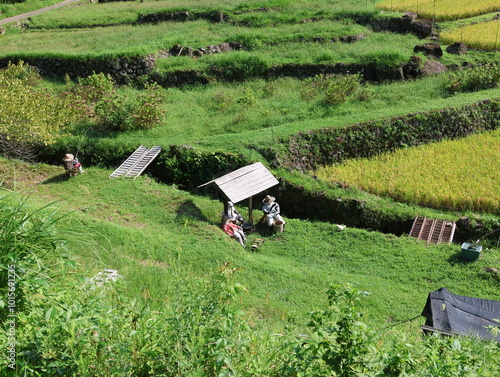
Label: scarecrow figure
xmin=222 ymin=201 xmax=245 ymax=225
xmin=63 ymin=154 xmax=84 ymax=177
xmin=260 ymin=195 xmax=285 ymax=227
xmin=223 ymin=218 xmax=247 ymax=247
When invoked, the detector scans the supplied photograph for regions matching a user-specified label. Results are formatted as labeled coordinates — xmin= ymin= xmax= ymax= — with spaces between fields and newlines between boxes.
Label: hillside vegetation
xmin=1 ymin=0 xmax=500 ymax=375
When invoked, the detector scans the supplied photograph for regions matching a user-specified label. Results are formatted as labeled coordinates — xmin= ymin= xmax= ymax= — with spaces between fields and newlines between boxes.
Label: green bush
xmin=444 ymin=63 xmax=500 ymax=95
xmin=67 ymin=74 xmax=166 ymax=132
xmin=301 ymin=73 xmax=362 ymax=105
xmin=0 ymin=193 xmax=72 ymax=314
xmin=74 ymin=72 xmax=115 ymax=104
xmin=0 ymin=61 xmax=82 ymax=160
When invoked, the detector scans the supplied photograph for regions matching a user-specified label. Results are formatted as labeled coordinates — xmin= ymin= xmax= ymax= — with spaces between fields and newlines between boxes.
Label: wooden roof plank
xmin=219 ymin=172 xmax=278 ymax=194
xmin=213 ymin=162 xmax=266 ymax=186
xmin=199 ymin=162 xmax=279 ymax=203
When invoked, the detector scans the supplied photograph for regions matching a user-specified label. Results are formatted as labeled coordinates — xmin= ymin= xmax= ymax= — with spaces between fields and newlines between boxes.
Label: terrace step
xmin=409 ymin=216 xmax=456 ymax=245
xmin=109 ymin=145 xmax=162 ymax=179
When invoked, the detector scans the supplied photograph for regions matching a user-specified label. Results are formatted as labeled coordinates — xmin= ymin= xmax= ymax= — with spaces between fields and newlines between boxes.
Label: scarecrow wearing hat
xmin=222 ymin=201 xmax=245 ymax=225
xmin=63 ymin=154 xmax=84 ymax=176
xmin=260 ymin=195 xmax=285 ymax=227
xmin=222 ymin=218 xmax=247 ymax=247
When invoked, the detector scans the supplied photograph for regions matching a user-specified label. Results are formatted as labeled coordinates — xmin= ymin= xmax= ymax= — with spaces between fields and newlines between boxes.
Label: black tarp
xmin=421 ymin=288 xmax=500 ymax=342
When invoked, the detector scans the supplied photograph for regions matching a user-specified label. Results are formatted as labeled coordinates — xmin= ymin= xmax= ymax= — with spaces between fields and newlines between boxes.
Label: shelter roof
xmin=198 ymin=162 xmax=279 ymax=203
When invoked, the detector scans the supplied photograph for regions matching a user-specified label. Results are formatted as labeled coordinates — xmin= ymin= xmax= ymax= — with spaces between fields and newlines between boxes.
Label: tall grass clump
xmin=210 ymin=52 xmax=269 ymax=81
xmin=0 ymin=193 xmax=71 ymax=313
xmin=301 ymin=73 xmax=363 ymax=105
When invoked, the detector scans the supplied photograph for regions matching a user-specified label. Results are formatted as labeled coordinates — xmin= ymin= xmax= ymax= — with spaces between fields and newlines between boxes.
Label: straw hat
xmin=262 ymin=195 xmax=275 ymax=204
xmin=63 ymin=154 xmax=74 ymax=161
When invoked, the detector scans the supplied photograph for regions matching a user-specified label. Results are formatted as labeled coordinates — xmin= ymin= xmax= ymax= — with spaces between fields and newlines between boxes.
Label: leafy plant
xmin=0 ymin=61 xmax=81 ymax=160
xmin=443 ymin=63 xmax=500 ymax=94
xmin=126 ymin=82 xmax=166 ymax=131
xmin=301 ymin=73 xmax=362 ymax=105
xmin=0 ymin=193 xmax=71 ymax=314
xmin=287 ymin=284 xmax=374 ymax=377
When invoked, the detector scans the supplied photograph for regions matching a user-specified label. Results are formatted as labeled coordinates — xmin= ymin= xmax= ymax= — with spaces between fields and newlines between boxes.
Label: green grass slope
xmin=2 ymin=157 xmax=499 ymax=329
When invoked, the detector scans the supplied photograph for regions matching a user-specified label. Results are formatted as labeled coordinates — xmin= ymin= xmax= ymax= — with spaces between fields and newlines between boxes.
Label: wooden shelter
xmin=198 ymin=162 xmax=279 ymax=223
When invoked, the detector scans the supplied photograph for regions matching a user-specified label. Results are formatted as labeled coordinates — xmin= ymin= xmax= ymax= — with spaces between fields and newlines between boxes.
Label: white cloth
xmin=262 ymin=201 xmax=284 ymax=227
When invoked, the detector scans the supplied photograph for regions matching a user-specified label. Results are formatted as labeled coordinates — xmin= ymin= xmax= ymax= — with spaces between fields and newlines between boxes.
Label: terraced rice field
xmin=316 ymin=129 xmax=500 ymax=214
xmin=376 ymin=0 xmax=500 ymax=21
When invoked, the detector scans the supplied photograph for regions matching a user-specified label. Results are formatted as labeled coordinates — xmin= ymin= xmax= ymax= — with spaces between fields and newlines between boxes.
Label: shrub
xmin=0 ymin=193 xmax=71 ymax=315
xmin=0 ymin=61 xmax=82 ymax=161
xmin=301 ymin=74 xmax=362 ymax=105
xmin=75 ymin=78 xmax=166 ymax=132
xmin=323 ymin=74 xmax=362 ymax=106
xmin=443 ymin=63 xmax=500 ymax=94
xmin=286 ymin=284 xmax=374 ymax=376
xmin=74 ymin=72 xmax=115 ymax=104
xmin=126 ymin=82 xmax=166 ymax=131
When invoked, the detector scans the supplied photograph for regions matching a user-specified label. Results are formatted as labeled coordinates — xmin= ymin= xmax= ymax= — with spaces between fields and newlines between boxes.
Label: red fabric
xmin=223 ymin=223 xmax=239 ymax=236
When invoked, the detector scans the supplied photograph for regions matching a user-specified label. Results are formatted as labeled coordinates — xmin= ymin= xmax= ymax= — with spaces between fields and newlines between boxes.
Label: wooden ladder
xmin=109 ymin=145 xmax=162 ymax=179
xmin=409 ymin=216 xmax=456 ymax=245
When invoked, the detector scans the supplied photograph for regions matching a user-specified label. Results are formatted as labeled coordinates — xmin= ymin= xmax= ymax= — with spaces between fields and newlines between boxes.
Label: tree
xmin=0 ymin=61 xmax=81 ymax=161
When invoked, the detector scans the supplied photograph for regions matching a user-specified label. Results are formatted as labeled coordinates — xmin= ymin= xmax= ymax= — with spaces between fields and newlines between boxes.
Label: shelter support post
xmin=248 ymin=196 xmax=254 ymax=224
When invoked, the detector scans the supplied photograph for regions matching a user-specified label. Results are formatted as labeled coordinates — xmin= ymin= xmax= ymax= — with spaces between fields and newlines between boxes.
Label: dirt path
xmin=0 ymin=0 xmax=83 ymax=26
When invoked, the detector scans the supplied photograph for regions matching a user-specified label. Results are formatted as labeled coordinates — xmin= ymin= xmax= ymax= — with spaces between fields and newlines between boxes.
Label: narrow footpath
xmin=0 ymin=0 xmax=82 ymax=26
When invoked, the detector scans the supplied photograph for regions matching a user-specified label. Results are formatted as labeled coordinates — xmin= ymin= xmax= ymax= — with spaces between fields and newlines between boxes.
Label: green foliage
xmin=68 ymin=73 xmax=166 ymax=132
xmin=0 ymin=61 xmax=81 ymax=159
xmin=211 ymin=52 xmax=269 ymax=81
xmin=366 ymin=50 xmax=409 ymax=69
xmin=323 ymin=74 xmax=362 ymax=106
xmin=287 ymin=284 xmax=374 ymax=376
xmin=5 ymin=261 xmax=263 ymax=376
xmin=0 ymin=193 xmax=71 ymax=313
xmin=75 ymin=72 xmax=115 ymax=104
xmin=444 ymin=63 xmax=500 ymax=95
xmin=152 ymin=145 xmax=250 ymax=190
xmin=301 ymin=73 xmax=362 ymax=105
xmin=126 ymin=82 xmax=166 ymax=131
xmin=0 ymin=59 xmax=41 ymax=85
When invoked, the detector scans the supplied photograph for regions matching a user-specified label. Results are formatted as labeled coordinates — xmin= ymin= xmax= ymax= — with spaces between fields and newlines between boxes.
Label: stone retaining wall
xmin=0 ymin=55 xmax=156 ymax=85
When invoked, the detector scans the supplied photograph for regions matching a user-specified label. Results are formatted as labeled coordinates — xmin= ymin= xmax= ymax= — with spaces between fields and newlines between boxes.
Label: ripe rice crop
xmin=441 ymin=20 xmax=500 ymax=51
xmin=376 ymin=0 xmax=500 ymax=21
xmin=315 ymin=130 xmax=500 ymax=214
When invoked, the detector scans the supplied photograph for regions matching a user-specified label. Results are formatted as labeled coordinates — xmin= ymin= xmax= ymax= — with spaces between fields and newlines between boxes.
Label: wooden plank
xmin=409 ymin=216 xmax=424 ymax=238
xmin=212 ymin=162 xmax=265 ymax=186
xmin=221 ymin=176 xmax=278 ymax=203
xmin=220 ymin=173 xmax=278 ymax=197
xmin=197 ymin=162 xmax=268 ymax=188
xmin=197 ymin=162 xmax=279 ymax=203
